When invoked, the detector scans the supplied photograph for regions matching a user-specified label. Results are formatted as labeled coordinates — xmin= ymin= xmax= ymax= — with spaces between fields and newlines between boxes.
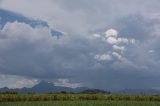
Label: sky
xmin=0 ymin=0 xmax=160 ymax=90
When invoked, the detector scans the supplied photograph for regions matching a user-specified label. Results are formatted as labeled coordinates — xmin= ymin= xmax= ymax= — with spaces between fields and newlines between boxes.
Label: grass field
xmin=1 ymin=94 xmax=160 ymax=102
xmin=0 ymin=94 xmax=160 ymax=106
xmin=0 ymin=101 xmax=160 ymax=106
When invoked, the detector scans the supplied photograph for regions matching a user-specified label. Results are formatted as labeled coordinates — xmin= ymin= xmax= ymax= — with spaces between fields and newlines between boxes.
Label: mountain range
xmin=0 ymin=81 xmax=160 ymax=95
xmin=0 ymin=81 xmax=88 ymax=94
xmin=115 ymin=89 xmax=160 ymax=95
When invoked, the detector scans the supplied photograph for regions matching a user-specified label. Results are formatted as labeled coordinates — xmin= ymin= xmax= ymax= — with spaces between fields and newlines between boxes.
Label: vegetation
xmin=0 ymin=101 xmax=160 ymax=106
xmin=80 ymin=89 xmax=111 ymax=94
xmin=0 ymin=93 xmax=160 ymax=102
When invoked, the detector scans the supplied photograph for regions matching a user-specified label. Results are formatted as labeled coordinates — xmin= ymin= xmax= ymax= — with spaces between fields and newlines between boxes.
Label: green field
xmin=0 ymin=101 xmax=160 ymax=106
xmin=1 ymin=94 xmax=160 ymax=102
xmin=0 ymin=94 xmax=160 ymax=106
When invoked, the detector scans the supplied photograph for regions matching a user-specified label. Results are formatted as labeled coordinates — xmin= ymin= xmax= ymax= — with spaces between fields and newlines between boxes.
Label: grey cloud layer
xmin=2 ymin=0 xmax=160 ymax=35
xmin=0 ymin=0 xmax=160 ymax=89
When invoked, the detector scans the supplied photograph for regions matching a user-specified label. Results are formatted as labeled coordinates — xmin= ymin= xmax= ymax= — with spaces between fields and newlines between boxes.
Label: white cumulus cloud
xmin=105 ymin=29 xmax=118 ymax=38
xmin=94 ymin=54 xmax=112 ymax=61
xmin=0 ymin=74 xmax=38 ymax=88
xmin=112 ymin=52 xmax=123 ymax=61
xmin=112 ymin=45 xmax=125 ymax=52
xmin=117 ymin=38 xmax=129 ymax=44
xmin=93 ymin=33 xmax=101 ymax=38
xmin=54 ymin=79 xmax=83 ymax=88
xmin=106 ymin=37 xmax=118 ymax=44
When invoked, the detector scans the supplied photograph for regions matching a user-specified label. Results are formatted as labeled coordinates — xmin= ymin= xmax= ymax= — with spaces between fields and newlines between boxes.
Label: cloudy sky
xmin=0 ymin=0 xmax=160 ymax=90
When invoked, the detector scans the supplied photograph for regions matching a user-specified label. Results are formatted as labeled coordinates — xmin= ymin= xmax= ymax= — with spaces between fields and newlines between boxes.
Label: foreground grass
xmin=1 ymin=94 xmax=160 ymax=102
xmin=0 ymin=101 xmax=160 ymax=106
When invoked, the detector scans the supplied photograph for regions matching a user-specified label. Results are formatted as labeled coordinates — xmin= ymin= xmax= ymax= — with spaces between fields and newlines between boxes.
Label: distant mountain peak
xmin=0 ymin=80 xmax=88 ymax=93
